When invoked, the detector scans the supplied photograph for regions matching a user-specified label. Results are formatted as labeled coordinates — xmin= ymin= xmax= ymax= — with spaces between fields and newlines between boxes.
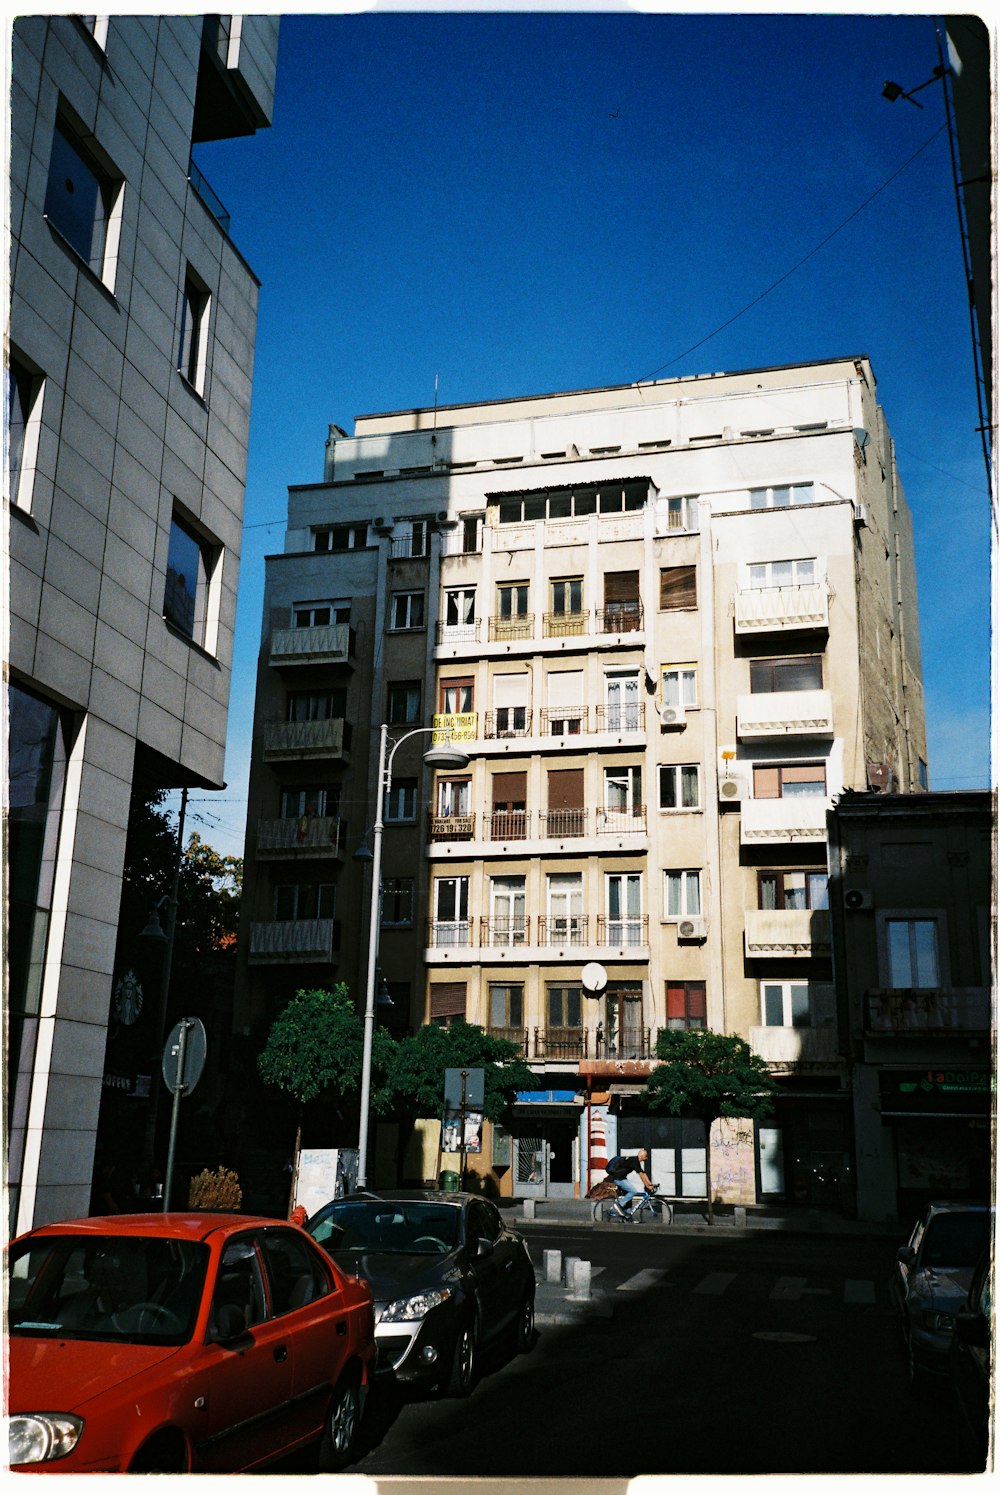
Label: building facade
xmin=6 ymin=14 xmax=278 ymax=1230
xmin=827 ymin=791 xmax=993 ymax=1225
xmin=239 ymin=356 xmax=927 ymax=1207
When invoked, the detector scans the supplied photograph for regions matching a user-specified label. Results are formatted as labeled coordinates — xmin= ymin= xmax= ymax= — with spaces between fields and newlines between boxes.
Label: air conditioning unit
xmin=844 ymin=888 xmax=874 ymax=911
xmin=719 ymin=775 xmax=744 ymax=803
xmin=660 ymin=703 xmax=687 ymax=728
xmin=677 ymin=916 xmax=707 ymax=940
xmin=853 ymin=502 xmax=868 ymax=527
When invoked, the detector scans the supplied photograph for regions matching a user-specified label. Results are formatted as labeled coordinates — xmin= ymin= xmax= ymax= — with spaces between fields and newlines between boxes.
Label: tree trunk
xmin=704 ymin=1117 xmax=715 ymax=1225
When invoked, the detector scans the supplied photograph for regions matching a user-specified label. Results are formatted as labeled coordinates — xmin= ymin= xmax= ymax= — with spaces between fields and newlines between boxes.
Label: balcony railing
xmin=436 ymin=620 xmax=480 ymax=644
xmin=540 ymin=808 xmax=587 ymax=838
xmin=479 ymin=917 xmax=530 ymax=948
xmin=544 ymin=610 xmax=588 ymax=638
xmin=597 ymin=602 xmax=643 ymax=633
xmin=744 ymin=908 xmax=832 ymax=956
xmin=735 ymin=584 xmax=830 ymax=634
xmin=268 ymin=623 xmax=354 ymax=667
xmin=864 ymin=988 xmax=992 ymax=1034
xmin=595 ymin=704 xmax=645 ymax=733
xmin=489 ymin=1026 xmax=528 ymax=1053
xmin=426 ymin=920 xmax=474 ymax=948
xmin=596 ymin=1025 xmax=652 ymax=1060
xmin=597 ymin=916 xmax=649 ymax=947
xmin=489 ymin=613 xmax=534 ymax=641
xmin=263 ymin=718 xmax=351 ymax=761
xmin=749 ymin=1024 xmax=840 ymax=1066
xmin=389 ymin=535 xmax=427 ymax=560
xmin=597 ymin=807 xmax=647 ymax=835
xmin=429 ymin=813 xmax=476 ymax=842
xmin=737 ymin=689 xmax=834 ymax=739
xmin=488 ymin=810 xmax=530 ymax=841
xmin=256 ymin=816 xmax=348 ymax=856
xmin=484 ymin=710 xmax=532 ymax=739
xmin=538 ymin=916 xmax=589 ymax=946
xmin=540 ymin=706 xmax=589 ymax=735
xmin=248 ymin=918 xmax=339 ymax=961
xmin=534 ymin=1026 xmax=588 ymax=1060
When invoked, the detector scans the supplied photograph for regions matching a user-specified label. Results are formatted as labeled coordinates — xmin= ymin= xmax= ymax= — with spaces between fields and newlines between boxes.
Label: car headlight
xmin=8 ymin=1413 xmax=84 ymax=1465
xmin=923 ymin=1310 xmax=956 ymax=1333
xmin=379 ymin=1287 xmax=453 ymax=1323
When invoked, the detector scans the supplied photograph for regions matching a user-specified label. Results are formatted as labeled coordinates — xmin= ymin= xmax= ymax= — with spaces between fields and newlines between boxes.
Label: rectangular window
xmin=605 ymin=669 xmax=641 ymax=730
xmin=547 ymin=873 xmax=583 ymax=941
xmin=294 ymin=599 xmax=350 ymax=628
xmin=547 ymin=768 xmax=585 ymax=835
xmin=273 ymin=883 xmax=335 ymax=921
xmin=661 ymin=666 xmax=698 ymax=709
xmin=886 ymin=918 xmax=940 ymax=989
xmin=314 ymin=524 xmax=367 ymax=553
xmin=434 ymin=876 xmax=470 ymax=943
xmin=664 ymin=870 xmax=702 ymax=918
xmin=388 ymin=681 xmax=421 ymax=725
xmin=440 ymin=677 xmax=474 ymax=715
xmin=444 ymin=587 xmax=476 ymax=632
xmin=490 ymin=982 xmax=524 ymax=1030
xmin=497 ymin=582 xmax=529 ymax=618
xmin=430 ymin=981 xmax=467 ymax=1023
xmin=918 ymin=757 xmax=929 ymax=790
xmin=437 ymin=777 xmax=471 ymax=817
xmin=382 ymin=877 xmax=414 ymax=927
xmin=761 ymin=981 xmax=811 ymax=1027
xmin=659 ymin=764 xmax=700 ymax=810
xmin=546 ymin=670 xmax=585 ymax=734
xmin=390 ymin=591 xmax=425 ymax=630
xmin=287 ymin=689 xmax=347 ymax=722
xmin=384 ymin=777 xmax=417 ymax=821
xmin=6 ymin=354 xmax=44 ymax=511
xmin=44 ymin=114 xmax=122 ymax=286
xmin=606 ymin=872 xmax=643 ymax=943
xmin=750 ymin=656 xmax=823 ymax=693
xmin=750 ymin=482 xmax=814 ymax=509
xmin=665 ymin=495 xmax=699 ymax=531
xmin=390 ymin=519 xmax=427 ymax=559
xmin=758 ymin=870 xmax=828 ymax=910
xmin=659 ymin=566 xmax=697 ymax=610
xmin=752 ymin=761 xmax=827 ymax=799
xmin=280 ymin=784 xmax=340 ymax=819
xmin=604 ymin=764 xmax=642 ymax=812
xmin=489 ymin=876 xmax=526 ymax=944
xmin=666 ymin=980 xmax=706 ymax=1031
xmin=178 ymin=268 xmax=210 ymax=394
xmin=748 ymin=558 xmax=817 ymax=589
xmin=547 ymin=982 xmax=582 ymax=1028
xmin=164 ymin=511 xmax=215 ymax=648
xmin=551 ymin=577 xmax=583 ymax=615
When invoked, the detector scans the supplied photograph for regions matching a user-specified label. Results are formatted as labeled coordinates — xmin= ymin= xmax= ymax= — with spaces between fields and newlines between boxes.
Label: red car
xmin=6 ymin=1212 xmax=376 ymax=1473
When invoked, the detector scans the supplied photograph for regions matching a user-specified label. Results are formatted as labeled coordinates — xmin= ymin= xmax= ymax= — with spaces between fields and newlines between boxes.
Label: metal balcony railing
xmin=484 ymin=710 xmax=532 ymax=739
xmin=488 ymin=810 xmax=530 ymax=841
xmin=389 ymin=535 xmax=427 ymax=560
xmin=543 ymin=610 xmax=589 ymax=638
xmin=597 ymin=602 xmax=643 ymax=633
xmin=597 ymin=806 xmax=647 ymax=835
xmin=479 ymin=916 xmax=530 ymax=948
xmin=540 ymin=809 xmax=587 ymax=838
xmin=436 ymin=620 xmax=480 ymax=644
xmin=256 ymin=816 xmax=348 ymax=856
xmin=534 ymin=1026 xmax=588 ymax=1060
xmin=426 ymin=920 xmax=474 ymax=948
xmin=263 ymin=718 xmax=352 ymax=760
xmin=428 ymin=813 xmax=476 ymax=842
xmin=864 ymin=988 xmax=991 ymax=1034
xmin=488 ymin=613 xmax=534 ymax=642
xmin=596 ymin=1024 xmax=652 ymax=1060
xmin=595 ymin=704 xmax=645 ymax=733
xmin=489 ymin=1026 xmax=528 ymax=1053
xmin=597 ymin=916 xmax=649 ymax=947
xmin=538 ymin=916 xmax=588 ymax=946
xmin=540 ymin=706 xmax=588 ymax=735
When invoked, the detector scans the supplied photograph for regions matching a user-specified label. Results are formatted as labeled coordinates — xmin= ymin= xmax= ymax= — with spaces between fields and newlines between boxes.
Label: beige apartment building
xmin=240 ymin=356 xmax=927 ymax=1210
xmin=6 ymin=15 xmax=278 ymax=1229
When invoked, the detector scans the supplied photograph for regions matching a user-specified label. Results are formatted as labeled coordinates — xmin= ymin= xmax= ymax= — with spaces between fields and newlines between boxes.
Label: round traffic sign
xmin=162 ymin=1018 xmax=207 ymax=1094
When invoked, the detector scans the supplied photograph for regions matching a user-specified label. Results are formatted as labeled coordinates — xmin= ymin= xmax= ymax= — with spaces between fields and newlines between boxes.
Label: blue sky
xmin=186 ymin=7 xmax=991 ymax=857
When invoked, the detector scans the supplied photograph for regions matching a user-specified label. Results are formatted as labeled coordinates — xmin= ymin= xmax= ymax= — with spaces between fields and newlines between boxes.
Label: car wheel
xmin=515 ymin=1290 xmax=535 ymax=1354
xmin=318 ymin=1374 xmax=360 ymax=1471
xmin=446 ymin=1313 xmax=478 ymax=1397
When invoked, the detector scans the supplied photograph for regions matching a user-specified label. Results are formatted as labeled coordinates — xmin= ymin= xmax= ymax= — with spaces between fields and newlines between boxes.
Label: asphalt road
xmin=329 ymin=1223 xmax=983 ymax=1479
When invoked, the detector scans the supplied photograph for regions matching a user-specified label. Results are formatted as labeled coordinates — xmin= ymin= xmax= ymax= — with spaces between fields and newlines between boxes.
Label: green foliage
xmin=645 ymin=1028 xmax=776 ymax=1125
xmin=374 ymin=1020 xmax=537 ymax=1122
xmin=257 ymin=986 xmax=394 ymax=1108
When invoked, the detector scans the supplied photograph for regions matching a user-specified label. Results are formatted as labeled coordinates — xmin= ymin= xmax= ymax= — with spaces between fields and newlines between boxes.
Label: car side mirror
xmin=475 ymin=1238 xmax=494 ymax=1259
xmin=209 ymin=1303 xmax=249 ymax=1344
xmin=955 ymin=1310 xmax=989 ymax=1349
xmin=896 ymin=1246 xmax=916 ymax=1266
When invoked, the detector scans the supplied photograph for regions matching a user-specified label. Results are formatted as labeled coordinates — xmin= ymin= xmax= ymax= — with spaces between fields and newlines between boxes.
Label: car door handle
xmin=336 ymin=1320 xmax=348 ymax=1336
xmin=274 ymin=1344 xmax=288 ymax=1363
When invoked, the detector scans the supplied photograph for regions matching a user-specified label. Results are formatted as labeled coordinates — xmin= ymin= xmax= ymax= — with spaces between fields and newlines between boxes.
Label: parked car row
xmin=5 ymin=1192 xmax=536 ymax=1474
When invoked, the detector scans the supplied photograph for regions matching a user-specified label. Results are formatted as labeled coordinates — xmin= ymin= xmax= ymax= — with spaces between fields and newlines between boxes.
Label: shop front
xmin=877 ymin=1066 xmax=992 ymax=1221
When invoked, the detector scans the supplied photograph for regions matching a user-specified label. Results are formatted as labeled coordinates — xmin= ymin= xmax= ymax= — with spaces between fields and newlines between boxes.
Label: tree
xmin=644 ymin=1029 xmax=776 ymax=1223
xmin=373 ymin=1021 xmax=537 ymax=1184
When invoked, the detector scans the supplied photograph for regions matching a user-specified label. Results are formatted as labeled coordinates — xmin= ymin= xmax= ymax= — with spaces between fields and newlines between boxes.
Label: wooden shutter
xmin=430 ymin=982 xmax=466 ymax=1019
xmin=753 ymin=765 xmax=781 ymax=799
xmin=605 ymin=570 xmax=640 ymax=604
xmin=547 ymin=768 xmax=584 ymax=809
xmin=659 ymin=566 xmax=697 ymax=609
xmin=492 ymin=770 xmax=527 ymax=808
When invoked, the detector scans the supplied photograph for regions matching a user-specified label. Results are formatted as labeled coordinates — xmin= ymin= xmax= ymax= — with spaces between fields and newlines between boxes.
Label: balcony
xmin=538 ymin=916 xmax=589 ymax=946
xmin=533 ymin=1026 xmax=589 ymax=1060
xmin=489 ymin=614 xmax=535 ymax=642
xmin=749 ymin=1024 xmax=841 ymax=1067
xmin=737 ymin=690 xmax=834 ymax=739
xmin=263 ymin=718 xmax=351 ymax=763
xmin=479 ymin=917 xmax=530 ymax=948
xmin=539 ymin=809 xmax=587 ymax=838
xmin=540 ymin=707 xmax=588 ymax=736
xmin=437 ymin=621 xmax=480 ymax=646
xmin=596 ymin=807 xmax=647 ymax=836
xmin=389 ymin=536 xmax=427 ymax=560
xmin=426 ymin=920 xmax=474 ymax=949
xmin=489 ymin=1026 xmax=528 ymax=1053
xmin=864 ymin=988 xmax=992 ymax=1035
xmin=735 ymin=584 xmax=830 ymax=635
xmin=256 ymin=816 xmax=348 ymax=858
xmin=429 ymin=813 xmax=476 ymax=842
xmin=597 ymin=916 xmax=649 ymax=948
xmin=488 ymin=810 xmax=530 ymax=841
xmin=431 ymin=711 xmax=478 ymax=744
xmin=248 ymin=918 xmax=339 ymax=963
xmin=740 ymin=796 xmax=831 ymax=844
xmin=597 ymin=602 xmax=643 ymax=634
xmin=544 ymin=611 xmax=588 ymax=638
xmin=484 ymin=710 xmax=533 ymax=740
xmin=596 ymin=1025 xmax=653 ymax=1060
xmin=595 ymin=704 xmax=645 ymax=733
xmin=744 ymin=908 xmax=832 ymax=957
xmin=268 ymin=623 xmax=354 ymax=668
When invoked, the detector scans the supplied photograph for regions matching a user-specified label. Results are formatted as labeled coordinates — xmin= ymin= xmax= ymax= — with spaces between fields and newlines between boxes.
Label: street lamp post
xmin=356 ymin=723 xmax=469 ymax=1188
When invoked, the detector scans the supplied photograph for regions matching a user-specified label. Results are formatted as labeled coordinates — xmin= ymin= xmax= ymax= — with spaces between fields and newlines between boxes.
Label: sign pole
xmin=459 ymin=1068 xmax=469 ymax=1188
xmin=163 ymin=1019 xmax=191 ymax=1210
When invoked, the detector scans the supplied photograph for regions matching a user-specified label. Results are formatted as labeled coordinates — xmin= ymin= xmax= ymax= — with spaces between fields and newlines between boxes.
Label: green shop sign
xmin=880 ymin=1068 xmax=993 ymax=1114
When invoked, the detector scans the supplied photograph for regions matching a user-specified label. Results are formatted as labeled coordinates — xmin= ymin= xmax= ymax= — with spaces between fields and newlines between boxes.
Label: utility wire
xmin=635 ymin=126 xmax=946 ymax=385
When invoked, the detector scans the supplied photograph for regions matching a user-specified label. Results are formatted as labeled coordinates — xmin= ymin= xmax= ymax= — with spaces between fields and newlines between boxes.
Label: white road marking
xmin=693 ymin=1272 xmax=736 ymax=1295
xmin=770 ymin=1276 xmax=832 ymax=1300
xmin=617 ymin=1268 xmax=668 ymax=1292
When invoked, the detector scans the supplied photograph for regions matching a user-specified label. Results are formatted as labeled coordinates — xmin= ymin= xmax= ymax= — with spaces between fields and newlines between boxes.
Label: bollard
xmin=570 ymin=1259 xmax=592 ymax=1299
xmin=734 ymin=1206 xmax=746 ymax=1229
xmin=562 ymin=1254 xmax=579 ymax=1286
xmin=523 ymin=1198 xmax=536 ymax=1221
xmin=543 ymin=1248 xmax=562 ymax=1283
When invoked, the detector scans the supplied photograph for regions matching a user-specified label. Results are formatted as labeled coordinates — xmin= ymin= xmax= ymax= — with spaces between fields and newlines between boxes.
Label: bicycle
xmin=592 ymin=1184 xmax=673 ymax=1226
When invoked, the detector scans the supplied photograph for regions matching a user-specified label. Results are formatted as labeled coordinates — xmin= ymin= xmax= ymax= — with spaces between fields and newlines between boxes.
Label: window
xmin=384 ymin=777 xmax=417 ymax=822
xmin=388 ymin=681 xmax=421 ymax=725
xmin=287 ymin=689 xmax=346 ymax=722
xmin=666 ymin=980 xmax=706 ymax=1030
xmin=758 ymin=870 xmax=828 ymax=909
xmin=164 ymin=512 xmax=215 ymax=647
xmin=664 ymin=870 xmax=701 ymax=919
xmin=886 ymin=918 xmax=940 ymax=989
xmin=274 ymin=883 xmax=335 ymax=920
xmin=606 ymin=872 xmax=643 ymax=942
xmin=761 ymin=980 xmax=812 ymax=1028
xmin=44 ymin=114 xmax=122 ymax=286
xmin=547 ymin=982 xmax=582 ymax=1028
xmin=546 ymin=768 xmax=585 ymax=835
xmin=661 ymin=666 xmax=698 ymax=709
xmin=293 ymin=599 xmax=350 ymax=628
xmin=382 ymin=877 xmax=414 ymax=927
xmin=491 ymin=770 xmax=527 ymax=836
xmin=79 ymin=17 xmax=110 ymax=49
xmin=492 ymin=481 xmax=646 ymax=524
xmin=489 ymin=877 xmax=526 ymax=944
xmin=434 ymin=876 xmax=470 ymax=943
xmin=659 ymin=764 xmax=700 ymax=811
xmin=918 ymin=757 xmax=929 ymax=790
xmin=178 ymin=268 xmax=210 ymax=394
xmin=605 ymin=669 xmax=641 ymax=730
xmin=750 ymin=656 xmax=823 ymax=693
xmin=390 ymin=519 xmax=427 ymax=559
xmin=440 ymin=677 xmax=473 ymax=714
xmin=314 ymin=524 xmax=367 ymax=553
xmin=490 ymin=982 xmax=524 ymax=1030
xmin=280 ymin=784 xmax=340 ymax=819
xmin=460 ymin=515 xmax=482 ymax=553
xmin=603 ymin=983 xmax=644 ymax=1057
xmin=659 ymin=566 xmax=697 ymax=610
xmin=551 ymin=577 xmax=583 ymax=615
xmin=437 ymin=777 xmax=471 ymax=817
xmin=748 ymin=558 xmax=817 ymax=589
xmin=429 ymin=981 xmax=466 ymax=1025
xmin=6 ymin=354 xmax=44 ymax=510
xmin=665 ymin=495 xmax=699 ymax=531
xmin=547 ymin=873 xmax=583 ymax=941
xmin=750 ymin=482 xmax=814 ymax=509
xmin=497 ymin=582 xmax=529 ymax=618
xmin=546 ymin=670 xmax=584 ymax=734
xmin=604 ymin=764 xmax=642 ymax=812
xmin=260 ymin=1230 xmax=330 ymax=1315
xmin=752 ymin=761 xmax=827 ymax=798
xmin=444 ymin=588 xmax=476 ymax=633
xmin=492 ymin=673 xmax=528 ymax=736
xmin=390 ymin=591 xmax=424 ymax=630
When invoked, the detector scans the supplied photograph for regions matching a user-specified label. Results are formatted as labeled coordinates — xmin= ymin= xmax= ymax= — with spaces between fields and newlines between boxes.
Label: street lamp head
xmin=353 ymin=839 xmax=374 ymax=863
xmin=423 ymin=743 xmax=470 ymax=770
xmin=138 ymin=907 xmax=167 ymax=942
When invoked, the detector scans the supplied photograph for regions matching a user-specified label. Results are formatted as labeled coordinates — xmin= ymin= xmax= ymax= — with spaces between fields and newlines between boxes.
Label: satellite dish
xmin=582 ymin=962 xmax=608 ymax=996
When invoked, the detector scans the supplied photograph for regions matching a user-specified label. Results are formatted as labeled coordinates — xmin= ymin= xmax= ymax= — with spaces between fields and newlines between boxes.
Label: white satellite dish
xmin=581 ymin=962 xmax=608 ymax=996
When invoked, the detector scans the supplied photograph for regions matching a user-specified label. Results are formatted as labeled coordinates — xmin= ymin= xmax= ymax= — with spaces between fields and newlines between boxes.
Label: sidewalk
xmin=511 ymin=1195 xmax=890 ymax=1236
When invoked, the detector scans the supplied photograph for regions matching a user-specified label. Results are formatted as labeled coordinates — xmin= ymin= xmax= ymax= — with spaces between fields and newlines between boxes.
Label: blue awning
xmin=516 ymin=1090 xmax=578 ymax=1104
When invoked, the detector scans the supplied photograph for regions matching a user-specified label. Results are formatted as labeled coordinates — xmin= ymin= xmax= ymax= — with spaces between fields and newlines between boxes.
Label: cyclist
xmin=605 ymin=1148 xmax=655 ymax=1218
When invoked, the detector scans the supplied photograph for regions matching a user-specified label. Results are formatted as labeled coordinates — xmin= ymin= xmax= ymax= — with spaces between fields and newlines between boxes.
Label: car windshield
xmin=6 ymin=1234 xmax=209 ymax=1344
xmin=310 ymin=1201 xmax=460 ymax=1256
xmin=921 ymin=1212 xmax=992 ymax=1270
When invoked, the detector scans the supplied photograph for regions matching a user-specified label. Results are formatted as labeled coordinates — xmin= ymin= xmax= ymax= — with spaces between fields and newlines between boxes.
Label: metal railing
xmin=488 ymin=613 xmax=534 ymax=641
xmin=596 ymin=1024 xmax=653 ymax=1059
xmin=540 ymin=809 xmax=587 ymax=838
xmin=488 ymin=810 xmax=530 ymax=840
xmin=597 ymin=602 xmax=643 ymax=633
xmin=597 ymin=806 xmax=647 ymax=835
xmin=533 ymin=1027 xmax=588 ymax=1060
xmin=595 ymin=704 xmax=645 ymax=733
xmin=543 ymin=610 xmax=588 ymax=638
xmin=426 ymin=920 xmax=474 ymax=948
xmin=479 ymin=917 xmax=530 ymax=948
xmin=489 ymin=1026 xmax=528 ymax=1052
xmin=484 ymin=710 xmax=532 ymax=739
xmin=540 ymin=706 xmax=588 ymax=735
xmin=256 ymin=816 xmax=348 ymax=855
xmin=389 ymin=535 xmax=427 ymax=560
xmin=538 ymin=916 xmax=589 ymax=945
xmin=597 ymin=916 xmax=649 ymax=946
xmin=436 ymin=620 xmax=480 ymax=644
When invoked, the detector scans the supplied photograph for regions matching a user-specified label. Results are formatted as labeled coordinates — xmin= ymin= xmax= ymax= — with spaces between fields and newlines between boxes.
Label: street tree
xmin=644 ymin=1029 xmax=776 ymax=1222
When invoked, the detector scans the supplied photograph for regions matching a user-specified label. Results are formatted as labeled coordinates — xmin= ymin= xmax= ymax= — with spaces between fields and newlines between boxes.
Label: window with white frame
xmin=758 ymin=869 xmax=828 ymax=909
xmin=606 ymin=871 xmax=643 ymax=943
xmin=489 ymin=876 xmax=527 ymax=943
xmin=547 ymin=873 xmax=583 ymax=941
xmin=659 ymin=764 xmax=700 ymax=811
xmin=436 ymin=777 xmax=471 ymax=818
xmin=664 ymin=869 xmax=701 ymax=919
xmin=604 ymin=764 xmax=642 ymax=813
xmin=178 ymin=267 xmax=211 ymax=394
xmin=433 ymin=876 xmax=470 ymax=943
xmin=885 ymin=916 xmax=941 ymax=989
xmin=605 ymin=669 xmax=641 ymax=730
xmin=661 ymin=665 xmax=698 ymax=709
xmin=749 ymin=482 xmax=814 ymax=509
xmin=6 ymin=354 xmax=44 ymax=510
xmin=294 ymin=599 xmax=350 ymax=628
xmin=274 ymin=883 xmax=335 ymax=921
xmin=390 ymin=590 xmax=425 ymax=630
xmin=665 ymin=495 xmax=699 ymax=531
xmin=280 ymin=784 xmax=340 ymax=819
xmin=444 ymin=587 xmax=476 ymax=633
xmin=384 ymin=777 xmax=417 ymax=822
xmin=546 ymin=669 xmax=584 ymax=734
xmin=747 ymin=558 xmax=817 ymax=589
xmin=44 ymin=112 xmax=122 ymax=289
xmin=761 ymin=980 xmax=812 ymax=1028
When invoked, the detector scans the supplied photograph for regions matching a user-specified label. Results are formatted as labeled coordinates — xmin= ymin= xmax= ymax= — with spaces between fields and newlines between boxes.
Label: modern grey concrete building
xmin=5 ymin=14 xmax=278 ymax=1230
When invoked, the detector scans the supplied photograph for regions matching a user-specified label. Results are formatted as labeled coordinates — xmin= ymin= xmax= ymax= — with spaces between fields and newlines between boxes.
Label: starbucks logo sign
xmin=114 ymin=969 xmax=144 ymax=1026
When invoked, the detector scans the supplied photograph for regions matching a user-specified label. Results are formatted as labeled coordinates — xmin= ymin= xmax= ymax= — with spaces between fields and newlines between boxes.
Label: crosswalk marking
xmin=693 ymin=1272 xmax=737 ymax=1295
xmin=617 ymin=1268 xmax=668 ymax=1293
xmin=770 ymin=1276 xmax=831 ymax=1301
xmin=844 ymin=1279 xmax=876 ymax=1304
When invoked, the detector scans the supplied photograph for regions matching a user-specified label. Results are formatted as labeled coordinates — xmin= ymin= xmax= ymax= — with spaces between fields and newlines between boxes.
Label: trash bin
xmin=439 ymin=1170 xmax=460 ymax=1192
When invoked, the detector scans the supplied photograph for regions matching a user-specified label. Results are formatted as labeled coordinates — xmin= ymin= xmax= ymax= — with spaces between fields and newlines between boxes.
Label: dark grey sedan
xmin=889 ymin=1201 xmax=993 ymax=1388
xmin=306 ymin=1192 xmax=535 ymax=1396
